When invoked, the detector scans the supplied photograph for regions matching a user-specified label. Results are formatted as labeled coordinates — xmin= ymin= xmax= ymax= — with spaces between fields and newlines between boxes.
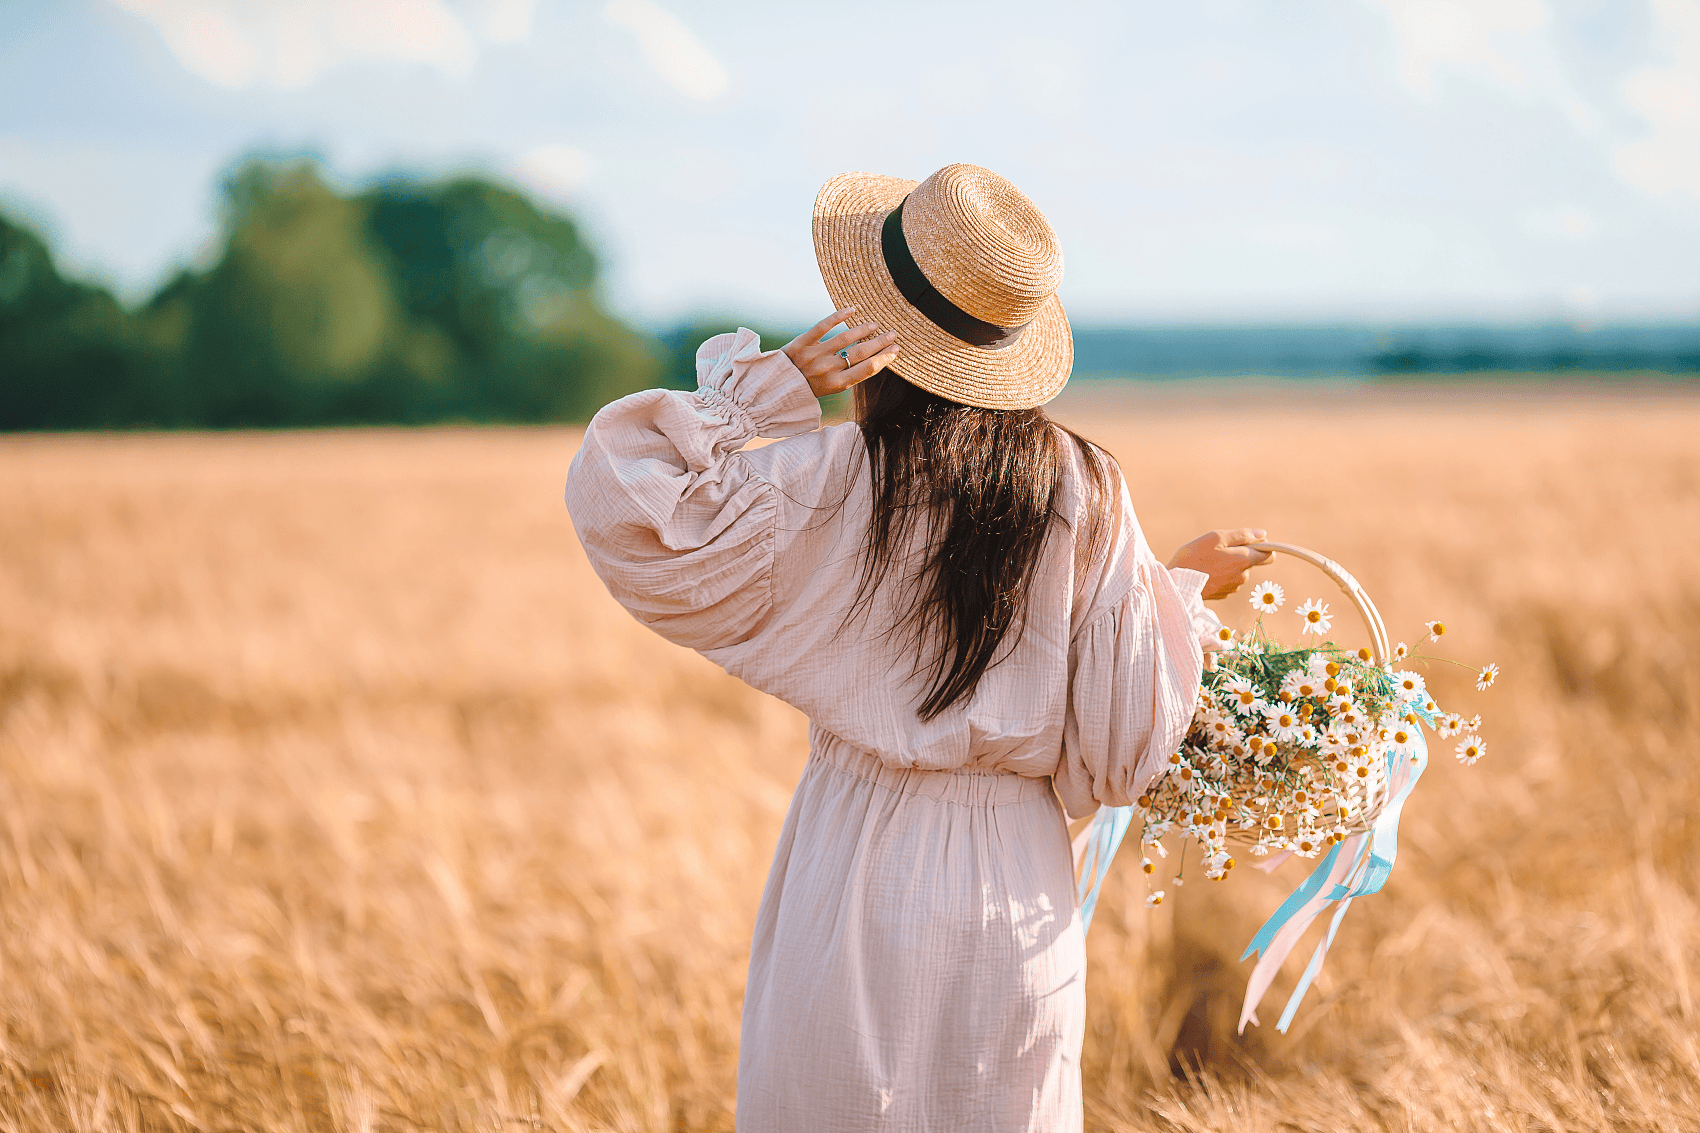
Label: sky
xmin=1 ymin=0 xmax=1697 ymax=328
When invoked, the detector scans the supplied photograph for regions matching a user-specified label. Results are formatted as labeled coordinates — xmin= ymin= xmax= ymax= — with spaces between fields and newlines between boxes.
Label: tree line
xmin=1 ymin=157 xmax=789 ymax=431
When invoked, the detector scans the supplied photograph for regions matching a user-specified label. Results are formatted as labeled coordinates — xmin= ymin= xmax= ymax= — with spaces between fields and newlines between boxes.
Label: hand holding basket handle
xmin=1167 ymin=528 xmax=1274 ymax=601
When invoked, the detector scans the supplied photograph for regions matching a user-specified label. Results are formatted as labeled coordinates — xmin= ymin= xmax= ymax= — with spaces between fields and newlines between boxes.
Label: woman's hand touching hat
xmin=783 ymin=307 xmax=901 ymax=399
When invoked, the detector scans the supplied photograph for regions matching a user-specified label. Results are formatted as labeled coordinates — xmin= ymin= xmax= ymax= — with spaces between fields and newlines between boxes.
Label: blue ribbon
xmin=1076 ymin=805 xmax=1135 ymax=933
xmin=1248 ymin=729 xmax=1431 ymax=1031
xmin=1239 ymin=838 xmax=1348 ymax=961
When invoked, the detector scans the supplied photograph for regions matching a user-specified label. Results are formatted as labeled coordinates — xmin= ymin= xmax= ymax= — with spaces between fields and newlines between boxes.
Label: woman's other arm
xmin=1056 ymin=490 xmax=1270 ymax=818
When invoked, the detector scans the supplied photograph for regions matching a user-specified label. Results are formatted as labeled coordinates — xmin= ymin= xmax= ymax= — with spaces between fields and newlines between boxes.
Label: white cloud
xmin=510 ymin=144 xmax=591 ymax=202
xmin=109 ymin=0 xmax=479 ymax=90
xmin=468 ymin=0 xmax=535 ymax=44
xmin=604 ymin=0 xmax=728 ymax=101
xmin=1368 ymin=0 xmax=1545 ymax=97
xmin=1519 ymin=203 xmax=1597 ymax=240
xmin=1358 ymin=0 xmax=1601 ymax=134
xmin=1612 ymin=0 xmax=1700 ymax=201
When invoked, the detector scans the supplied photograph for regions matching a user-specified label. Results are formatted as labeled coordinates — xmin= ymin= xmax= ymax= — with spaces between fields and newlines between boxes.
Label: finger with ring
xmin=839 ymin=330 xmax=899 ymax=369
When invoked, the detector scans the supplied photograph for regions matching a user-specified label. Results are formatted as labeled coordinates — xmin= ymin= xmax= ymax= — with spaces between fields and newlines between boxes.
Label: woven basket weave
xmin=1209 ymin=543 xmax=1400 ymax=849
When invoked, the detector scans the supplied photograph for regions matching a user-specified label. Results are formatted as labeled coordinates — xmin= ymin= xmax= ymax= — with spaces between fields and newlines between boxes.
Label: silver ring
xmin=836 ymin=347 xmax=851 ymax=367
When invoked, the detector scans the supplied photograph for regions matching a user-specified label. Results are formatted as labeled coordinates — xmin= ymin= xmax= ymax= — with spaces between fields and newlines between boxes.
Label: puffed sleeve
xmin=1053 ymin=480 xmax=1224 ymax=820
xmin=564 ymin=328 xmax=821 ymax=652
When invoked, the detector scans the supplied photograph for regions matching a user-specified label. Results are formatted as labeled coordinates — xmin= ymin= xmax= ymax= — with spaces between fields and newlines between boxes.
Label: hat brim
xmin=812 ymin=172 xmax=1072 ymax=411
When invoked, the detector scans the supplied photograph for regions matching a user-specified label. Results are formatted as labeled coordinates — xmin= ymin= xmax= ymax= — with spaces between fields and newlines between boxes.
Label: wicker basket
xmin=1203 ymin=542 xmax=1403 ymax=850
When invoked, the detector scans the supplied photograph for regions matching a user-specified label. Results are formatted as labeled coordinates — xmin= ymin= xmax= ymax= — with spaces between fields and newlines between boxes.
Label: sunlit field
xmin=2 ymin=386 xmax=1697 ymax=1132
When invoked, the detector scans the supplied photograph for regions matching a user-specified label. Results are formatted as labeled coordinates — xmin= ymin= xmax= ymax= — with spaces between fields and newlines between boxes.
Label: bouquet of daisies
xmin=1074 ymin=549 xmax=1498 ymax=1033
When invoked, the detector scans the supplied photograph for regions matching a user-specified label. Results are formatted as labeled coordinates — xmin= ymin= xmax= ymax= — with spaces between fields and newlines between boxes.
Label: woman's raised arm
xmin=564 ymin=328 xmax=822 ymax=652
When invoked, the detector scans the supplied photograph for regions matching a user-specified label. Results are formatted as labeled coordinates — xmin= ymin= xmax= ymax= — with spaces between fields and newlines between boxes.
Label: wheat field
xmin=1 ymin=387 xmax=1697 ymax=1131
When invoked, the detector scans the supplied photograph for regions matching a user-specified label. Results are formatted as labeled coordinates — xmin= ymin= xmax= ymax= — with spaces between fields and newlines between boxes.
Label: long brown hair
xmin=850 ymin=368 xmax=1114 ymax=720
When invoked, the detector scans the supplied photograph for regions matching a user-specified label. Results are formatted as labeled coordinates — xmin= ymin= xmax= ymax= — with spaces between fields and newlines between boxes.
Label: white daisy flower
xmin=1226 ymin=684 xmax=1266 ymax=716
xmin=1206 ymin=719 xmax=1243 ymax=746
xmin=1264 ymin=705 xmax=1305 ymax=741
xmin=1296 ymin=598 xmax=1333 ymax=636
xmin=1306 ymin=652 xmax=1333 ymax=679
xmin=1141 ymin=856 xmax=1157 ymax=875
xmin=1435 ymin=712 xmax=1465 ymax=739
xmin=1145 ymin=890 xmax=1165 ymax=907
xmin=1456 ymin=735 xmax=1487 ymax=765
xmin=1391 ymin=670 xmax=1427 ymax=702
xmin=1476 ymin=663 xmax=1500 ymax=691
xmin=1213 ymin=625 xmax=1236 ymax=649
xmin=1425 ymin=620 xmax=1446 ymax=642
xmin=1249 ymin=580 xmax=1285 ymax=612
xmin=1392 ymin=641 xmax=1409 ymax=662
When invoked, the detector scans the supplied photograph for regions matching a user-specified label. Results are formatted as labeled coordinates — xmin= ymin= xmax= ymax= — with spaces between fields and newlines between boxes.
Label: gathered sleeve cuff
xmin=564 ymin=330 xmax=821 ymax=652
xmin=1054 ymin=520 xmax=1224 ymax=821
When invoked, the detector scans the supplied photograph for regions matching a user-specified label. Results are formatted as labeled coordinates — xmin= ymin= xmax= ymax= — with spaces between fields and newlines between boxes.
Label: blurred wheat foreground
xmin=1 ymin=388 xmax=1698 ymax=1131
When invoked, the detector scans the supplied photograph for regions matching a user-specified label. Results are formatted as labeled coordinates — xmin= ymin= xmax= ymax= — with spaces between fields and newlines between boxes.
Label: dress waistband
xmin=811 ymin=730 xmax=1054 ymax=808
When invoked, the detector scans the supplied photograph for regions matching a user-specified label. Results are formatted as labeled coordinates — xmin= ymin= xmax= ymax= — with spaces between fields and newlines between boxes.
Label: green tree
xmin=137 ymin=155 xmax=659 ymax=427
xmin=0 ymin=215 xmax=158 ymax=429
xmin=361 ymin=173 xmax=657 ymax=421
xmin=145 ymin=160 xmax=414 ymax=426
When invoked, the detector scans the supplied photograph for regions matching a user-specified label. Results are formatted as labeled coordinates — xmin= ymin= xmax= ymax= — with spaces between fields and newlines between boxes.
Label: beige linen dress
xmin=565 ymin=329 xmax=1219 ymax=1132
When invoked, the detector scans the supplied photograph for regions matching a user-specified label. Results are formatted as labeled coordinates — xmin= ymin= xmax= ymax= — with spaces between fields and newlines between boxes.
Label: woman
xmin=566 ymin=164 xmax=1269 ymax=1132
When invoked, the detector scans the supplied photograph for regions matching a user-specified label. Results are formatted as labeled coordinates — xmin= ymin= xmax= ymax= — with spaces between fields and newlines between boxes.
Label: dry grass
xmin=0 ymin=388 xmax=1697 ymax=1131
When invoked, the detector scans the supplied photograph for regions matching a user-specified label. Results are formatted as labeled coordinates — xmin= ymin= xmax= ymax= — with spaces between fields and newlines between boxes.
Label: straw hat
xmin=812 ymin=163 xmax=1072 ymax=411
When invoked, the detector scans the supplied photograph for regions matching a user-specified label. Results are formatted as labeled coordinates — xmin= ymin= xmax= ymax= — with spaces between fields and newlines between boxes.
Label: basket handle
xmin=1248 ymin=542 xmax=1390 ymax=667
